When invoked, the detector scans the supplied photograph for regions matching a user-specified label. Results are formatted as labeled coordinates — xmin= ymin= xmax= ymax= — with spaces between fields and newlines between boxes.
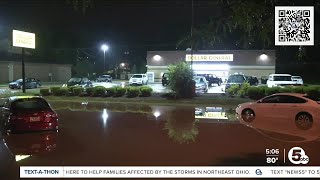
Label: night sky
xmin=0 ymin=0 xmax=220 ymax=49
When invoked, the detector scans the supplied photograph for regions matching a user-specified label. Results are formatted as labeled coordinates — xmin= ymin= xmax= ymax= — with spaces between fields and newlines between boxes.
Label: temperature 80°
xmin=266 ymin=157 xmax=279 ymax=164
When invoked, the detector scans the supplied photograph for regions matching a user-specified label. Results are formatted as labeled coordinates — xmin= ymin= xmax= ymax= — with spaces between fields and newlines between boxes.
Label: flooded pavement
xmin=1 ymin=102 xmax=320 ymax=179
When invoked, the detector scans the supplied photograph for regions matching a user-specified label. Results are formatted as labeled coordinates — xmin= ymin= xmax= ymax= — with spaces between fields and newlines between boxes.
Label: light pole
xmin=101 ymin=44 xmax=109 ymax=72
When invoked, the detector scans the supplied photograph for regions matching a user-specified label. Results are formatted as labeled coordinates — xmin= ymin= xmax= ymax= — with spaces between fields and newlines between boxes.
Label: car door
xmin=254 ymin=95 xmax=282 ymax=120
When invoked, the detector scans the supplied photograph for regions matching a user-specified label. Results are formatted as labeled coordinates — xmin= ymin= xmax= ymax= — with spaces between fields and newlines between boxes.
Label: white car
xmin=236 ymin=93 xmax=320 ymax=130
xmin=266 ymin=74 xmax=297 ymax=88
xmin=129 ymin=74 xmax=148 ymax=85
xmin=292 ymin=76 xmax=304 ymax=85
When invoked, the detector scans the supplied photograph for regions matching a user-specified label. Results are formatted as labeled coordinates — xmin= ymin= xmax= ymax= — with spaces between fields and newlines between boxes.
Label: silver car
xmin=193 ymin=76 xmax=209 ymax=93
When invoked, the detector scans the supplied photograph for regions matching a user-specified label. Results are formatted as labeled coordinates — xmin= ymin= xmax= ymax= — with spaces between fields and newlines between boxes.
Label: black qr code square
xmin=278 ymin=9 xmax=311 ymax=43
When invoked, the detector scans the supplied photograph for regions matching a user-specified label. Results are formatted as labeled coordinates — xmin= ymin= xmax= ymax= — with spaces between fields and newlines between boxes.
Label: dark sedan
xmin=0 ymin=96 xmax=59 ymax=134
xmin=9 ymin=78 xmax=41 ymax=89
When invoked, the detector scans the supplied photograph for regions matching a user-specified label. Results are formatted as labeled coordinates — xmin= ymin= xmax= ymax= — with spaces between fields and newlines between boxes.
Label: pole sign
xmin=12 ymin=30 xmax=35 ymax=49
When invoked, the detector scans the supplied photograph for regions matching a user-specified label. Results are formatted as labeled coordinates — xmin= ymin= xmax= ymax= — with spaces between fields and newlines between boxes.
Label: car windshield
xmin=227 ymin=75 xmax=245 ymax=83
xmin=100 ymin=75 xmax=110 ymax=78
xmin=273 ymin=76 xmax=292 ymax=81
xmin=14 ymin=79 xmax=23 ymax=82
xmin=194 ymin=77 xmax=204 ymax=83
xmin=132 ymin=75 xmax=142 ymax=78
xmin=292 ymin=76 xmax=302 ymax=79
xmin=68 ymin=78 xmax=82 ymax=82
xmin=11 ymin=98 xmax=51 ymax=111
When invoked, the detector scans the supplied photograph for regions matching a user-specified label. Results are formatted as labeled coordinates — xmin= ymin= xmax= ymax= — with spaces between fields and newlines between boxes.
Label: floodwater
xmin=1 ymin=102 xmax=320 ymax=179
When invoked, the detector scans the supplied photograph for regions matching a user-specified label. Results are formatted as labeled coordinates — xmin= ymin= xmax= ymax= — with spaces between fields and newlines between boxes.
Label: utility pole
xmin=190 ymin=0 xmax=194 ymax=70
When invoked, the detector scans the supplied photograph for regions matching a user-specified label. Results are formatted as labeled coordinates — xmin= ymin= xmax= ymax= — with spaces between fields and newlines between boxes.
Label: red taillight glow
xmin=44 ymin=112 xmax=58 ymax=122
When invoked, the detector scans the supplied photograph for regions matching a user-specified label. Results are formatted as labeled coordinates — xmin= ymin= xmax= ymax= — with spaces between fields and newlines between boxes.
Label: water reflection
xmin=3 ymin=131 xmax=58 ymax=162
xmin=102 ymin=108 xmax=108 ymax=128
xmin=164 ymin=107 xmax=199 ymax=144
xmin=195 ymin=107 xmax=237 ymax=122
xmin=239 ymin=114 xmax=320 ymax=142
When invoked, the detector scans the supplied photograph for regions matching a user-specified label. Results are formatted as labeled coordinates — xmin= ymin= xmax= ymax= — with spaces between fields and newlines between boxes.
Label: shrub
xmin=140 ymin=87 xmax=153 ymax=97
xmin=247 ymin=87 xmax=265 ymax=100
xmin=304 ymin=86 xmax=320 ymax=98
xmin=68 ymin=86 xmax=76 ymax=94
xmin=40 ymin=88 xmax=50 ymax=96
xmin=126 ymin=87 xmax=140 ymax=98
xmin=114 ymin=87 xmax=126 ymax=97
xmin=55 ymin=87 xmax=69 ymax=96
xmin=292 ymin=86 xmax=305 ymax=93
xmin=264 ymin=87 xmax=280 ymax=96
xmin=278 ymin=86 xmax=293 ymax=93
xmin=105 ymin=87 xmax=116 ymax=97
xmin=167 ymin=62 xmax=194 ymax=98
xmin=237 ymin=82 xmax=250 ymax=97
xmin=92 ymin=86 xmax=106 ymax=97
xmin=226 ymin=85 xmax=241 ymax=96
xmin=86 ymin=87 xmax=95 ymax=96
xmin=73 ymin=87 xmax=84 ymax=96
xmin=50 ymin=87 xmax=61 ymax=95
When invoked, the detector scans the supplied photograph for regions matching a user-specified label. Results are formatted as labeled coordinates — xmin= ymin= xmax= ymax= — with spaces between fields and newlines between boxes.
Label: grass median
xmin=0 ymin=92 xmax=251 ymax=107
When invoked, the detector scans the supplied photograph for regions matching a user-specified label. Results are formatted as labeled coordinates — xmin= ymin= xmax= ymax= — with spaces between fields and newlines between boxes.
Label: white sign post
xmin=12 ymin=30 xmax=36 ymax=93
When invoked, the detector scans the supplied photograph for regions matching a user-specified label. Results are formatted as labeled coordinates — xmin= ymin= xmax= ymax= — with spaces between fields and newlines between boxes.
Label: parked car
xmin=292 ymin=75 xmax=304 ymax=85
xmin=0 ymin=96 xmax=59 ymax=134
xmin=193 ymin=76 xmax=209 ymax=93
xmin=162 ymin=73 xmax=169 ymax=86
xmin=266 ymin=74 xmax=298 ymax=88
xmin=236 ymin=93 xmax=319 ymax=130
xmin=245 ymin=76 xmax=259 ymax=86
xmin=9 ymin=78 xmax=41 ymax=89
xmin=65 ymin=77 xmax=92 ymax=87
xmin=225 ymin=73 xmax=247 ymax=91
xmin=129 ymin=74 xmax=148 ymax=85
xmin=197 ymin=74 xmax=222 ymax=86
xmin=96 ymin=75 xmax=112 ymax=82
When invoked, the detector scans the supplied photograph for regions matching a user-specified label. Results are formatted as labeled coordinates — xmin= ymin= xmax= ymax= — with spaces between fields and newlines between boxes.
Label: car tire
xmin=295 ymin=113 xmax=313 ymax=130
xmin=241 ymin=109 xmax=255 ymax=122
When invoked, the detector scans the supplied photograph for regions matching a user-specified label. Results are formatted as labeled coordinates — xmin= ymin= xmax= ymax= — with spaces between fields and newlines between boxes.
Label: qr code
xmin=275 ymin=6 xmax=314 ymax=46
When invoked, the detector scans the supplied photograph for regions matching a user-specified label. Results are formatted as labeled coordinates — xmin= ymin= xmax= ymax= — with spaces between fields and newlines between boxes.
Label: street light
xmin=101 ymin=44 xmax=109 ymax=71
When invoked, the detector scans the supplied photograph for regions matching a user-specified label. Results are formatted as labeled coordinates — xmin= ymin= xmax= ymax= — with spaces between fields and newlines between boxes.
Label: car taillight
xmin=44 ymin=112 xmax=58 ymax=122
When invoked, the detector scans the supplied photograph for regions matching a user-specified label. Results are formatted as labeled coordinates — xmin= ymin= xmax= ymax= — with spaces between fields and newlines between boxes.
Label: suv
xmin=245 ymin=76 xmax=259 ymax=86
xmin=292 ymin=76 xmax=304 ymax=85
xmin=225 ymin=74 xmax=246 ymax=91
xmin=129 ymin=74 xmax=148 ymax=85
xmin=197 ymin=74 xmax=222 ymax=86
xmin=267 ymin=74 xmax=297 ymax=87
xmin=96 ymin=75 xmax=112 ymax=82
xmin=162 ymin=73 xmax=169 ymax=86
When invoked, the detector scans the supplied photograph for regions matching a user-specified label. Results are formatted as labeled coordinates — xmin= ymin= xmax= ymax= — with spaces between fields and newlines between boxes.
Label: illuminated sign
xmin=186 ymin=54 xmax=233 ymax=62
xmin=12 ymin=30 xmax=35 ymax=49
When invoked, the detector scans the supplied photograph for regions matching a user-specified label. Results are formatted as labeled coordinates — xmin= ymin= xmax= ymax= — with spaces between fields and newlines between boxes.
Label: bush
xmin=247 ymin=87 xmax=265 ymax=100
xmin=292 ymin=86 xmax=305 ymax=93
xmin=167 ymin=62 xmax=194 ymax=98
xmin=92 ymin=86 xmax=106 ymax=97
xmin=126 ymin=87 xmax=140 ymax=98
xmin=67 ymin=86 xmax=76 ymax=95
xmin=50 ymin=87 xmax=61 ymax=95
xmin=226 ymin=85 xmax=241 ymax=96
xmin=237 ymin=82 xmax=250 ymax=97
xmin=105 ymin=87 xmax=116 ymax=97
xmin=73 ymin=87 xmax=84 ymax=96
xmin=86 ymin=87 xmax=95 ymax=96
xmin=264 ymin=87 xmax=280 ymax=96
xmin=114 ymin=87 xmax=126 ymax=97
xmin=140 ymin=87 xmax=153 ymax=97
xmin=54 ymin=87 xmax=69 ymax=96
xmin=278 ymin=86 xmax=293 ymax=93
xmin=40 ymin=88 xmax=50 ymax=96
xmin=304 ymin=86 xmax=320 ymax=98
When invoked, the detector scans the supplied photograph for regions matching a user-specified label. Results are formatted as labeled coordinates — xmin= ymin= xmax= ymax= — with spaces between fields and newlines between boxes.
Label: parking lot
xmin=0 ymin=81 xmax=226 ymax=95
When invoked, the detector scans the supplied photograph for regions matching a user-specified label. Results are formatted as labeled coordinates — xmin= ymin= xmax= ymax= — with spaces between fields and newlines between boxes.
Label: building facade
xmin=146 ymin=50 xmax=276 ymax=82
xmin=0 ymin=61 xmax=72 ymax=83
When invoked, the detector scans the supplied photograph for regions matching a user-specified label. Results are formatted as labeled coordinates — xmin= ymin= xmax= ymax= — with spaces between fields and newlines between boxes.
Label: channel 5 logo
xmin=288 ymin=147 xmax=309 ymax=164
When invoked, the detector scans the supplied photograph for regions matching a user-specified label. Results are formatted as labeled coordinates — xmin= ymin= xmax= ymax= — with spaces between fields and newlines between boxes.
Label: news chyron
xmin=20 ymin=146 xmax=320 ymax=178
